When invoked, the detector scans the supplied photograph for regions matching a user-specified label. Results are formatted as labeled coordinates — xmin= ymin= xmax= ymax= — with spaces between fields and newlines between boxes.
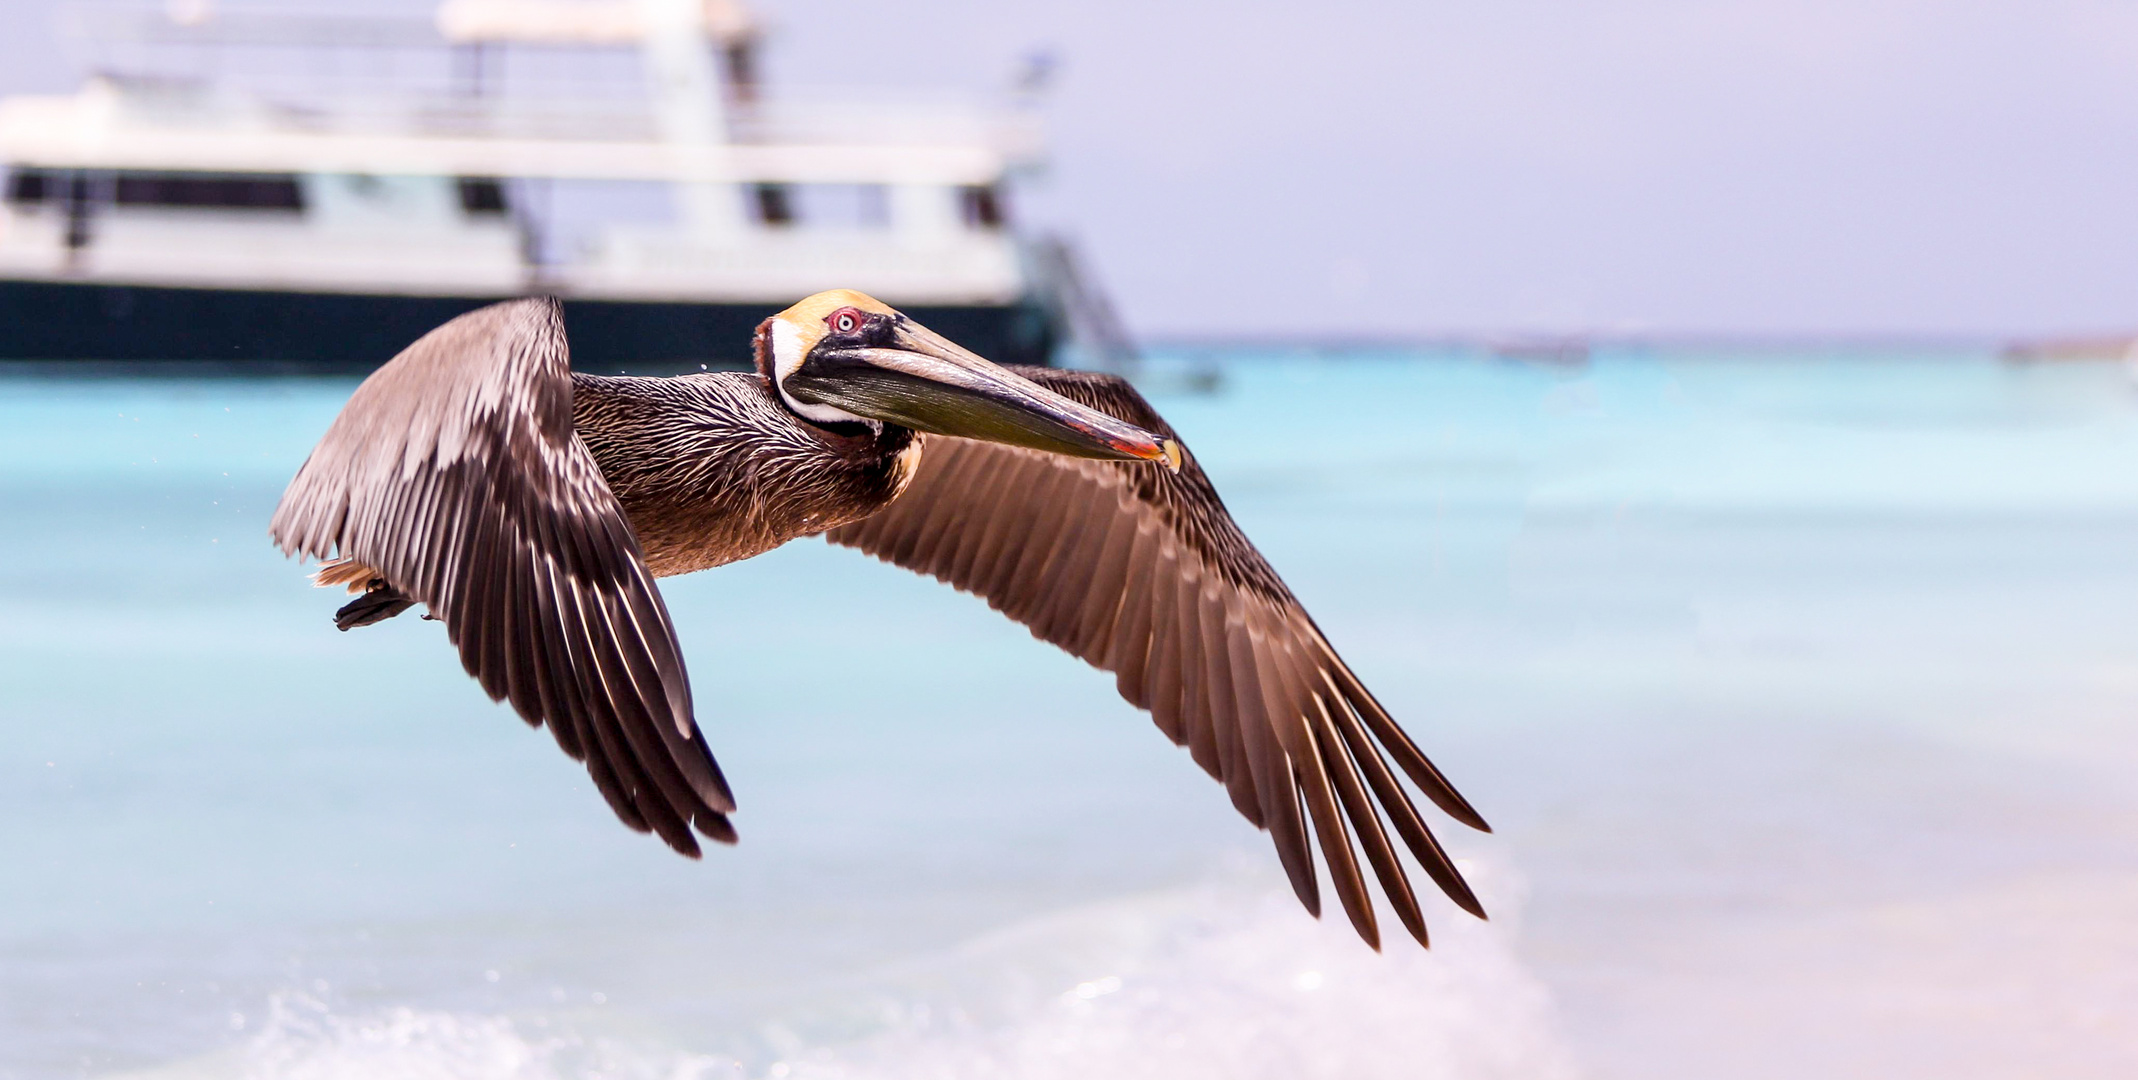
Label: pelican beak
xmin=783 ymin=319 xmax=1181 ymax=469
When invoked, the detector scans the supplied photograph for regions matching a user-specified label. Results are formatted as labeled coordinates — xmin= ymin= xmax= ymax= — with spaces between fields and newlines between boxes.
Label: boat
xmin=0 ymin=0 xmax=1129 ymax=370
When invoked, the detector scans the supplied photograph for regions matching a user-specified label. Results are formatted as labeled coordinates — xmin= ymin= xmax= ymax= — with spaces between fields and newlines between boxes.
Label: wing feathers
xmin=1324 ymin=653 xmax=1489 ymax=833
xmin=1261 ymin=624 xmax=1377 ymax=949
xmin=1200 ymin=591 xmax=1262 ymax=826
xmin=826 ymin=368 xmax=1487 ymax=949
xmin=585 ymin=750 xmax=652 ymax=834
xmin=1318 ymin=666 xmax=1485 ymax=920
xmin=269 ymin=298 xmax=733 ymax=856
xmin=526 ymin=514 xmax=589 ymax=761
xmin=1106 ymin=524 xmax=1160 ymax=712
xmin=1146 ymin=566 xmax=1191 ymax=752
xmin=1228 ymin=616 xmax=1318 ymax=915
xmin=525 ymin=546 xmax=584 ymax=760
xmin=1311 ymin=690 xmax=1428 ymax=947
xmin=1078 ymin=507 xmax=1140 ymax=661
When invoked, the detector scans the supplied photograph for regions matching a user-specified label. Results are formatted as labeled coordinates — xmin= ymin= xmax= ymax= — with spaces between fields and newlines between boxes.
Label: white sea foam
xmin=243 ymin=996 xmax=564 ymax=1080
xmin=158 ymin=863 xmax=1572 ymax=1080
xmin=787 ymin=867 xmax=1577 ymax=1080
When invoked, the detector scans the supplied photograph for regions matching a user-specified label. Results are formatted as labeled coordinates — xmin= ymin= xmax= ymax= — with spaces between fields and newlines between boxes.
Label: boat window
xmin=8 ymin=170 xmax=303 ymax=210
xmin=754 ymin=184 xmax=794 ymax=227
xmin=4 ymin=169 xmax=48 ymax=204
xmin=112 ymin=172 xmax=305 ymax=211
xmin=960 ymin=185 xmax=1005 ymax=229
xmin=457 ymin=177 xmax=508 ymax=216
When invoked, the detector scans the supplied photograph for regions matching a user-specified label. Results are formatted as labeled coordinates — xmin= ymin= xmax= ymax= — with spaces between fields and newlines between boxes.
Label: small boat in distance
xmin=0 ymin=0 xmax=1125 ymax=369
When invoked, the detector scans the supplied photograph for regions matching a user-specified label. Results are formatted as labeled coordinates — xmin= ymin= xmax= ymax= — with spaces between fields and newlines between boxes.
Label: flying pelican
xmin=269 ymin=291 xmax=1489 ymax=949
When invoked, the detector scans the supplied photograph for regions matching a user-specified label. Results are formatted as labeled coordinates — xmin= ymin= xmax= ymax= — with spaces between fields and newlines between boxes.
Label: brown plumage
xmin=270 ymin=292 xmax=1489 ymax=950
xmin=828 ymin=371 xmax=1488 ymax=948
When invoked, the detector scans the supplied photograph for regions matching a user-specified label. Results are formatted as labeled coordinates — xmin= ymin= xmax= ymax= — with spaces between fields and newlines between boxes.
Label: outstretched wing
xmin=827 ymin=368 xmax=1488 ymax=950
xmin=269 ymin=298 xmax=736 ymax=856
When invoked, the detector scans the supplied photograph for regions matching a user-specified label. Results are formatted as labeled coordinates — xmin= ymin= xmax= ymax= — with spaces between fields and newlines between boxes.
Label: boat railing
xmin=1023 ymin=235 xmax=1139 ymax=375
xmin=47 ymin=3 xmax=1043 ymax=162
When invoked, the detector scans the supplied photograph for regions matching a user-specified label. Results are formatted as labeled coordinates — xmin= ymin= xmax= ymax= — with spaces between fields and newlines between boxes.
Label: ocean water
xmin=3 ymin=348 xmax=2136 ymax=1079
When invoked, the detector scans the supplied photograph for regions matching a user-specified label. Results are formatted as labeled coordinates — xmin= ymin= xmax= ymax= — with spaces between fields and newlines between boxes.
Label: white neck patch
xmin=771 ymin=316 xmax=870 ymax=426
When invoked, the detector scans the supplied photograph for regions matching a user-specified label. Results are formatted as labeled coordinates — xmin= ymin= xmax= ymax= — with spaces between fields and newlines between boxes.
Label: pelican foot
xmin=334 ymin=582 xmax=417 ymax=631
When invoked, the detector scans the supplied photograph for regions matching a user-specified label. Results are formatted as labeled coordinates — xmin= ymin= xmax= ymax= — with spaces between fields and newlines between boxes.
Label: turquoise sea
xmin=4 ymin=347 xmax=2136 ymax=1079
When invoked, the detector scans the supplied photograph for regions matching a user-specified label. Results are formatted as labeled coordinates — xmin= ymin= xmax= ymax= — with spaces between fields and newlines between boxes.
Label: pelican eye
xmin=826 ymin=308 xmax=866 ymax=336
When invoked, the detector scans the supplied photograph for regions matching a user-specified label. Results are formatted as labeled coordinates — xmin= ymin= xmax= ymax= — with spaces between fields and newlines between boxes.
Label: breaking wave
xmin=141 ymin=863 xmax=1575 ymax=1080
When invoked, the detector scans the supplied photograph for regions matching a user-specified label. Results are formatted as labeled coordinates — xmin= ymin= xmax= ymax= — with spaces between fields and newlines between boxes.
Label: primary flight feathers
xmin=269 ymin=294 xmax=1488 ymax=950
xmin=269 ymin=300 xmax=735 ymax=854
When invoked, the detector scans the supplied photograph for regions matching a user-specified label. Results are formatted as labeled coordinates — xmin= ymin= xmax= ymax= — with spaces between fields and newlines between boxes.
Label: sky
xmin=7 ymin=0 xmax=2138 ymax=339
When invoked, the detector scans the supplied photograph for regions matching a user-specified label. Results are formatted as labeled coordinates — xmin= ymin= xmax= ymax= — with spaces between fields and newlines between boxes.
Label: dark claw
xmin=334 ymin=579 xmax=418 ymax=631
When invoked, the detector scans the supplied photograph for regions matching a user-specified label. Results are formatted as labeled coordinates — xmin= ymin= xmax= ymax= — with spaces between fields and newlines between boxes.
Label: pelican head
xmin=757 ymin=289 xmax=1181 ymax=469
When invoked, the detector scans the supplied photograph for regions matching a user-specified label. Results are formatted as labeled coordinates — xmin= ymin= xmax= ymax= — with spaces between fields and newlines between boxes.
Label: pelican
xmin=269 ymin=291 xmax=1489 ymax=949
